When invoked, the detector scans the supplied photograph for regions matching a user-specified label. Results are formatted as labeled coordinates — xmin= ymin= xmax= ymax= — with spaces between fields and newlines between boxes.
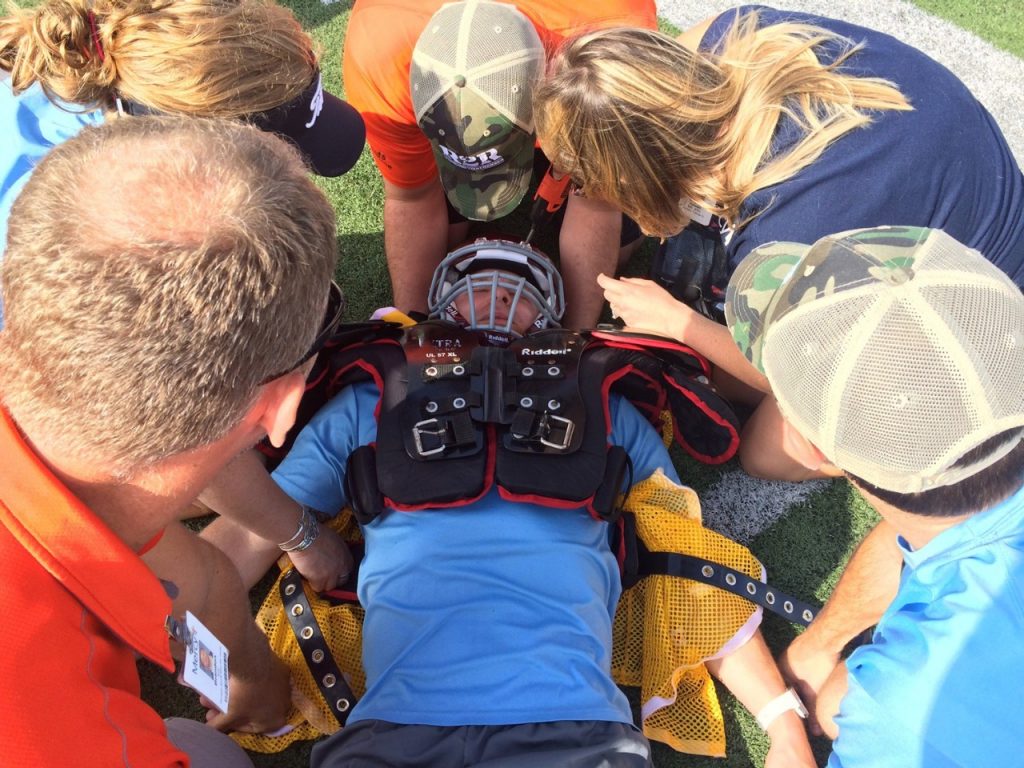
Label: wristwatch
xmin=755 ymin=688 xmax=809 ymax=730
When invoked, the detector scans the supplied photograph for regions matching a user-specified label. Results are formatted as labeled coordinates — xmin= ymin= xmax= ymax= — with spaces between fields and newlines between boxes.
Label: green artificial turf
xmin=135 ymin=3 xmax=1000 ymax=767
xmin=910 ymin=0 xmax=1024 ymax=56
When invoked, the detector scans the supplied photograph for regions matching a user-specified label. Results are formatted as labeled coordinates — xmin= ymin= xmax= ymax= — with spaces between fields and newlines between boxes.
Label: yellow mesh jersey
xmin=232 ymin=513 xmax=366 ymax=752
xmin=612 ymin=469 xmax=763 ymax=757
xmin=235 ymin=422 xmax=762 ymax=756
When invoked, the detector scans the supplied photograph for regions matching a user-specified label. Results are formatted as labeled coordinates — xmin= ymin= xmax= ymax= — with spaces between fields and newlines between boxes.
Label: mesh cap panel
xmin=410 ymin=2 xmax=544 ymax=220
xmin=729 ymin=226 xmax=1024 ymax=493
xmin=411 ymin=1 xmax=543 ymax=130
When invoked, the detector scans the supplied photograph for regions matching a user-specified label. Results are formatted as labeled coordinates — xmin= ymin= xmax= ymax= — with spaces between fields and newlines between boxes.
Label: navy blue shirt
xmin=702 ymin=6 xmax=1024 ymax=286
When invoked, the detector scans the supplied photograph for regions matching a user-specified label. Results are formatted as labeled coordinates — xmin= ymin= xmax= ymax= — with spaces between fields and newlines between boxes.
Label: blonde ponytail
xmin=534 ymin=11 xmax=911 ymax=237
xmin=1 ymin=0 xmax=316 ymax=117
xmin=1 ymin=0 xmax=116 ymax=105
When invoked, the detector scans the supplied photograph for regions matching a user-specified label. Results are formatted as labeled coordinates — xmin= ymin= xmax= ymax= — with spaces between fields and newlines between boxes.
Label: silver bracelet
xmin=278 ymin=506 xmax=320 ymax=552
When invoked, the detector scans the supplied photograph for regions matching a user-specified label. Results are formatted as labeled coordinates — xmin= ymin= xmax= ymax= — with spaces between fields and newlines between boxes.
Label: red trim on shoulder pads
xmin=589 ymin=330 xmax=712 ymax=379
xmin=384 ymin=425 xmax=498 ymax=511
xmin=600 ymin=364 xmax=640 ymax=437
xmin=609 ymin=365 xmax=666 ymax=429
xmin=498 ymin=486 xmax=591 ymax=509
xmin=663 ymin=374 xmax=740 ymax=464
xmin=329 ymin=356 xmax=387 ymax=421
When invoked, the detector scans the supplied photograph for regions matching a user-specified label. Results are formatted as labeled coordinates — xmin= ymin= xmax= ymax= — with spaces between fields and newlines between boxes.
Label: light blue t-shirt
xmin=0 ymin=79 xmax=103 ymax=326
xmin=273 ymin=381 xmax=679 ymax=726
xmin=829 ymin=483 xmax=1024 ymax=767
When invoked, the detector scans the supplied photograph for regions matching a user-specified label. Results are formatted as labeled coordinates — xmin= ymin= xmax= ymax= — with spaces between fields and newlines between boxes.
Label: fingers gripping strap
xmin=280 ymin=568 xmax=357 ymax=725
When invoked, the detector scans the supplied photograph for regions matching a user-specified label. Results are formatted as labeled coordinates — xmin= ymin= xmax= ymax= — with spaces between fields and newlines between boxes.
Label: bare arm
xmin=598 ymin=274 xmax=770 ymax=393
xmin=559 ymin=193 xmax=624 ymax=329
xmin=199 ymin=448 xmax=353 ymax=592
xmin=779 ymin=520 xmax=901 ymax=735
xmin=383 ymin=179 xmax=456 ymax=315
xmin=142 ymin=523 xmax=290 ymax=733
xmin=707 ymin=631 xmax=816 ymax=768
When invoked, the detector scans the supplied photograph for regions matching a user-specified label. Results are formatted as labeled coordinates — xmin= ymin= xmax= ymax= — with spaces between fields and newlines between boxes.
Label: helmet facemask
xmin=428 ymin=239 xmax=565 ymax=339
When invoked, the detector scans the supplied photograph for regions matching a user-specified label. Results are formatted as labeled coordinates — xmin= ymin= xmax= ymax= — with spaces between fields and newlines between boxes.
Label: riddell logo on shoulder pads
xmin=439 ymin=145 xmax=505 ymax=171
xmin=524 ymin=347 xmax=569 ymax=356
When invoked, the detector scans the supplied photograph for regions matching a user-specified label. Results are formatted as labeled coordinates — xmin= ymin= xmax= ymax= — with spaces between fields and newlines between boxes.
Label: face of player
xmin=452 ymin=270 xmax=542 ymax=336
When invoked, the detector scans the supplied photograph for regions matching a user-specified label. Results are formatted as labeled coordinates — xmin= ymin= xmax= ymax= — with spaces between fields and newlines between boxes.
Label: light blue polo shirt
xmin=273 ymin=381 xmax=679 ymax=726
xmin=1 ymin=79 xmax=103 ymax=326
xmin=829 ymin=483 xmax=1024 ymax=767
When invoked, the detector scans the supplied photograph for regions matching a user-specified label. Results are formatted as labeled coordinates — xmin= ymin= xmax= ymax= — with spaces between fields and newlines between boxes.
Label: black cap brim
xmin=260 ymin=72 xmax=366 ymax=177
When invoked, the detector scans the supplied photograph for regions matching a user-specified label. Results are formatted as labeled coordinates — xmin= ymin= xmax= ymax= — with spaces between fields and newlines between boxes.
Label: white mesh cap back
xmin=411 ymin=1 xmax=544 ymax=131
xmin=758 ymin=228 xmax=1024 ymax=493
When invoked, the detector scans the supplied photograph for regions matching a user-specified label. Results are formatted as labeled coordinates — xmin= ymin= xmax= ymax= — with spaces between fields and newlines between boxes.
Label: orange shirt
xmin=343 ymin=0 xmax=657 ymax=189
xmin=0 ymin=408 xmax=187 ymax=768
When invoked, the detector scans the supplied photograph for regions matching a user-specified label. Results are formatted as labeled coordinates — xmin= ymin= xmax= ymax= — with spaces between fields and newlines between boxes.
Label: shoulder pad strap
xmin=584 ymin=328 xmax=710 ymax=379
xmin=581 ymin=330 xmax=740 ymax=464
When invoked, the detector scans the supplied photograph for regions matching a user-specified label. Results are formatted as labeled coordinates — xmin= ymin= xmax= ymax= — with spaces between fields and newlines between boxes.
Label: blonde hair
xmin=534 ymin=13 xmax=911 ymax=237
xmin=0 ymin=0 xmax=315 ymax=116
xmin=0 ymin=116 xmax=338 ymax=472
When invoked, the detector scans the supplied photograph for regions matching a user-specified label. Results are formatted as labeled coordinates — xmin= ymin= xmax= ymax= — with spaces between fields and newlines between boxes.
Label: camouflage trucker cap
xmin=411 ymin=1 xmax=544 ymax=221
xmin=725 ymin=226 xmax=1024 ymax=493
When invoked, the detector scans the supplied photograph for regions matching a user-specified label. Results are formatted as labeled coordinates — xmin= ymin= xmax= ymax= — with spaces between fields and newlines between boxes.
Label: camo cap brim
xmin=420 ymin=99 xmax=536 ymax=221
xmin=725 ymin=225 xmax=933 ymax=373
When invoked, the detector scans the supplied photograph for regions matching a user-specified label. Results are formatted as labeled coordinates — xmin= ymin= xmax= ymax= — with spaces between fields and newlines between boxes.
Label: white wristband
xmin=755 ymin=688 xmax=808 ymax=730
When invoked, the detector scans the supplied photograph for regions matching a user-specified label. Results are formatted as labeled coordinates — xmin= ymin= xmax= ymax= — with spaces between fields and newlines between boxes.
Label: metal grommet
xmin=746 ymin=582 xmax=757 ymax=595
xmin=453 ymin=397 xmax=466 ymax=409
xmin=725 ymin=573 xmax=737 ymax=586
xmin=323 ymin=673 xmax=336 ymax=688
xmin=520 ymin=396 xmax=534 ymax=408
xmin=453 ymin=365 xmax=465 ymax=376
xmin=784 ymin=601 xmax=794 ymax=614
xmin=548 ymin=365 xmax=561 ymax=376
xmin=425 ymin=401 xmax=439 ymax=414
xmin=521 ymin=366 xmax=534 ymax=377
xmin=336 ymin=698 xmax=351 ymax=712
xmin=701 ymin=565 xmax=714 ymax=578
xmin=284 ymin=583 xmax=297 ymax=596
xmin=291 ymin=603 xmax=304 ymax=616
xmin=300 ymin=626 xmax=314 ymax=640
xmin=547 ymin=399 xmax=560 ymax=410
xmin=425 ymin=366 xmax=438 ymax=377
xmin=802 ymin=609 xmax=814 ymax=623
xmin=311 ymin=649 xmax=325 ymax=664
xmin=765 ymin=591 xmax=776 ymax=605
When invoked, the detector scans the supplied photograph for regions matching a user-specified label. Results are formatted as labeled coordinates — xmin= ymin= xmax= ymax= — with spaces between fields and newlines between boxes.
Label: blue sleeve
xmin=271 ymin=382 xmax=380 ymax=516
xmin=608 ymin=395 xmax=680 ymax=486
xmin=699 ymin=5 xmax=770 ymax=53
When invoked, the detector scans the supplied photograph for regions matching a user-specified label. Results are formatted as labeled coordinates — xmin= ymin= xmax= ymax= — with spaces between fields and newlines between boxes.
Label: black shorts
xmin=445 ymin=149 xmax=642 ymax=248
xmin=311 ymin=719 xmax=653 ymax=768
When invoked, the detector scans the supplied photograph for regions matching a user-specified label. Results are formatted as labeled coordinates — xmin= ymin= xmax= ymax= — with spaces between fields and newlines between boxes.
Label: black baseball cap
xmin=253 ymin=69 xmax=365 ymax=177
xmin=118 ymin=68 xmax=365 ymax=177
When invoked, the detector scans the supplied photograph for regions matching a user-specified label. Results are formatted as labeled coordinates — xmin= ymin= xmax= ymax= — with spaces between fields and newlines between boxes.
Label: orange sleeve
xmin=343 ymin=2 xmax=439 ymax=189
xmin=341 ymin=0 xmax=657 ymax=188
xmin=521 ymin=0 xmax=658 ymax=51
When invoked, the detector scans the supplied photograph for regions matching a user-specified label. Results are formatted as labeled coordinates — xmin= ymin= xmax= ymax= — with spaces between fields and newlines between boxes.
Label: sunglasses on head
xmin=259 ymin=280 xmax=345 ymax=385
